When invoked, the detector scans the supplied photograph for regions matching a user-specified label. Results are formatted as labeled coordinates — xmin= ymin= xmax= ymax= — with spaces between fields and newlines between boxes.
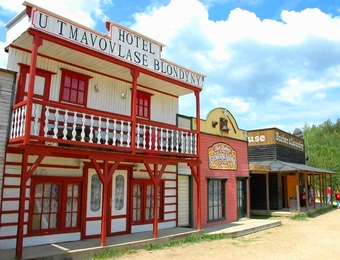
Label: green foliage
xmin=145 ymin=233 xmax=230 ymax=251
xmin=92 ymin=248 xmax=136 ymax=259
xmin=290 ymin=213 xmax=308 ymax=221
xmin=303 ymin=119 xmax=340 ymax=190
xmin=93 ymin=233 xmax=231 ymax=259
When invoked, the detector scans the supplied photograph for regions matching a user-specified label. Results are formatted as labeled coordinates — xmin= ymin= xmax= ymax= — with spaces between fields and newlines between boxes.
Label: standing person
xmin=335 ymin=190 xmax=340 ymax=209
xmin=301 ymin=188 xmax=306 ymax=207
xmin=327 ymin=186 xmax=332 ymax=205
xmin=308 ymin=185 xmax=314 ymax=206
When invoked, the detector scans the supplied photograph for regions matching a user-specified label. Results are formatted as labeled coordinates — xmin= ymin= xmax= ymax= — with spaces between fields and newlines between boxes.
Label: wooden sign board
xmin=247 ymin=128 xmax=304 ymax=152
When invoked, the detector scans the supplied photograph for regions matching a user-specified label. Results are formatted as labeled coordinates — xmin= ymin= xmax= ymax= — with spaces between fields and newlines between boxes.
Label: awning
xmin=249 ymin=160 xmax=336 ymax=174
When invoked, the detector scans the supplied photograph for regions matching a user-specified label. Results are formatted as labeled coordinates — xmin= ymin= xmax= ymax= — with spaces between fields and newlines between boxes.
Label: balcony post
xmin=24 ymin=34 xmax=43 ymax=144
xmin=194 ymin=90 xmax=202 ymax=230
xmin=130 ymin=69 xmax=140 ymax=154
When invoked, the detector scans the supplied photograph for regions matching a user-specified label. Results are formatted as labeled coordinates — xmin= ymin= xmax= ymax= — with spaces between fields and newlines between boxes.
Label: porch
xmin=0 ymin=218 xmax=281 ymax=260
xmin=251 ymin=202 xmax=334 ymax=217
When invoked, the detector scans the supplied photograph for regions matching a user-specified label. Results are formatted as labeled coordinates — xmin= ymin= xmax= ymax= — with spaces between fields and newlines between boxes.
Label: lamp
xmin=212 ymin=121 xmax=218 ymax=128
xmin=94 ymin=84 xmax=100 ymax=93
xmin=121 ymin=92 xmax=126 ymax=99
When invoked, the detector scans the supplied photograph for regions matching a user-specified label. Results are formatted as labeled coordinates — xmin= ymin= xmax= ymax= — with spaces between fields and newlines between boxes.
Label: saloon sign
xmin=208 ymin=142 xmax=237 ymax=170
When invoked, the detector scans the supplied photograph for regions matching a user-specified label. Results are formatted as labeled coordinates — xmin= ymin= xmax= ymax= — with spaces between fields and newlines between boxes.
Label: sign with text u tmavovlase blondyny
xmin=208 ymin=142 xmax=237 ymax=170
xmin=30 ymin=8 xmax=203 ymax=88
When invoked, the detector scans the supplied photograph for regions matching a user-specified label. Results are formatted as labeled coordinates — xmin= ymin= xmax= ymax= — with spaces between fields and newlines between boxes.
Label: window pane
xmin=90 ymin=175 xmax=101 ymax=212
xmin=79 ymin=80 xmax=85 ymax=91
xmin=71 ymin=78 xmax=79 ymax=89
xmin=64 ymin=76 xmax=71 ymax=87
xmin=115 ymin=175 xmax=125 ymax=211
xmin=63 ymin=88 xmax=70 ymax=100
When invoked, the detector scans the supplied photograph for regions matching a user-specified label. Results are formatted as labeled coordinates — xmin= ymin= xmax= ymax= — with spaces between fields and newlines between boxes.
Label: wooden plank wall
xmin=0 ymin=69 xmax=16 ymax=207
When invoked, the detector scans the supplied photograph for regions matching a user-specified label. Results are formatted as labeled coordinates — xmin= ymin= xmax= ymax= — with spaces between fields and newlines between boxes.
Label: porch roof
xmin=249 ymin=160 xmax=336 ymax=174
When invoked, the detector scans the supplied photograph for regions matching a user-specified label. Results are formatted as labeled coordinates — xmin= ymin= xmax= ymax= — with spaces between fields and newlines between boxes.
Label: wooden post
xmin=265 ymin=173 xmax=270 ymax=211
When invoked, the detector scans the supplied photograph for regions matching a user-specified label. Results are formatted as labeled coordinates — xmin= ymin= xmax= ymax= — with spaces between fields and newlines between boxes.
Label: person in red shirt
xmin=327 ymin=186 xmax=332 ymax=206
xmin=335 ymin=190 xmax=340 ymax=209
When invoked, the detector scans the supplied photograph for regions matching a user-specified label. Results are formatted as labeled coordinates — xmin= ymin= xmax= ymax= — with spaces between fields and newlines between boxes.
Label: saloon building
xmin=178 ymin=108 xmax=250 ymax=228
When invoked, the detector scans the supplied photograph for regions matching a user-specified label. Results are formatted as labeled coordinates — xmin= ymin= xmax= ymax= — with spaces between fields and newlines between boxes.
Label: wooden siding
xmin=193 ymin=133 xmax=249 ymax=228
xmin=177 ymin=115 xmax=192 ymax=130
xmin=178 ymin=175 xmax=189 ymax=226
xmin=0 ymin=69 xmax=16 ymax=209
xmin=249 ymin=144 xmax=305 ymax=164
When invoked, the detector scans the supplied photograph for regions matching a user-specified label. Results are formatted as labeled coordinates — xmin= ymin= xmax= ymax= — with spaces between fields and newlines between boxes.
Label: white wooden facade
xmin=0 ymin=3 xmax=204 ymax=258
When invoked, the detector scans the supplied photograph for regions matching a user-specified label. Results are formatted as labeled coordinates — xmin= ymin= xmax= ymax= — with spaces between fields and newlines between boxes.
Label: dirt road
xmin=116 ymin=209 xmax=339 ymax=260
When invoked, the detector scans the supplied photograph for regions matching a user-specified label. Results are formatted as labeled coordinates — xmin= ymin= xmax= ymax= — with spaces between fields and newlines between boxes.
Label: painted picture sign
xmin=208 ymin=142 xmax=237 ymax=170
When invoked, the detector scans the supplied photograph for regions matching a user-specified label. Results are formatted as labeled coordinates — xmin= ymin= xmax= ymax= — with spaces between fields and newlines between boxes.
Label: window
xmin=136 ymin=90 xmax=152 ymax=119
xmin=60 ymin=69 xmax=91 ymax=106
xmin=207 ymin=179 xmax=226 ymax=221
xmin=29 ymin=177 xmax=82 ymax=234
xmin=132 ymin=180 xmax=163 ymax=223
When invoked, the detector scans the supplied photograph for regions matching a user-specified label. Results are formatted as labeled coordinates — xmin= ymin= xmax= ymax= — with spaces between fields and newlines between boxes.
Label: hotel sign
xmin=208 ymin=142 xmax=237 ymax=170
xmin=30 ymin=8 xmax=203 ymax=88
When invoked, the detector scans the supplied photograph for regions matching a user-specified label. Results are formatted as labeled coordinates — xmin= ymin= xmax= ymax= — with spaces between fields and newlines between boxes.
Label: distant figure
xmin=326 ymin=186 xmax=332 ymax=205
xmin=301 ymin=188 xmax=306 ymax=207
xmin=335 ymin=190 xmax=340 ymax=209
xmin=308 ymin=185 xmax=314 ymax=206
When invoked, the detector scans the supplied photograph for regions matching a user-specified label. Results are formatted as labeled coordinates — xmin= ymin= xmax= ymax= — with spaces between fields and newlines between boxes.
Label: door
xmin=237 ymin=179 xmax=247 ymax=219
xmin=16 ymin=65 xmax=52 ymax=137
xmin=109 ymin=169 xmax=129 ymax=235
xmin=287 ymin=175 xmax=297 ymax=207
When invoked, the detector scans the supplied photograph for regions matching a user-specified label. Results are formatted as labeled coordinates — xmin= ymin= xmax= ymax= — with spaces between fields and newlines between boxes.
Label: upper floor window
xmin=136 ymin=90 xmax=152 ymax=119
xmin=60 ymin=69 xmax=91 ymax=106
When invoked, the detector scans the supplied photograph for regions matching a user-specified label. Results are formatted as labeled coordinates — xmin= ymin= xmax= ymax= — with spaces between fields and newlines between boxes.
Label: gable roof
xmin=249 ymin=160 xmax=336 ymax=174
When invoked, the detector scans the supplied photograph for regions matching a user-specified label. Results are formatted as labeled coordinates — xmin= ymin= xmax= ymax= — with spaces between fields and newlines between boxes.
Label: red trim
xmin=59 ymin=69 xmax=91 ymax=107
xmin=27 ymin=29 xmax=202 ymax=91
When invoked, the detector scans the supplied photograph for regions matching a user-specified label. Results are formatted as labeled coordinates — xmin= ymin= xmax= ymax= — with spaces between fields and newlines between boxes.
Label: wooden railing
xmin=9 ymin=100 xmax=197 ymax=157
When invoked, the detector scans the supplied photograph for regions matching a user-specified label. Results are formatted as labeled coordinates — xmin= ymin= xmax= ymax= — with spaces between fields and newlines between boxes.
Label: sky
xmin=0 ymin=0 xmax=340 ymax=134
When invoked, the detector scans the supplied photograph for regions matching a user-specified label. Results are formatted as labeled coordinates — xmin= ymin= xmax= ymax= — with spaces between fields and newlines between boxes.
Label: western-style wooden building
xmin=0 ymin=2 xmax=205 ymax=258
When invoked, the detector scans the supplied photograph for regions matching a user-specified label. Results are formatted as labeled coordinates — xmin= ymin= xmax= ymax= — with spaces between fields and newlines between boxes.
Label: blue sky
xmin=1 ymin=0 xmax=340 ymax=134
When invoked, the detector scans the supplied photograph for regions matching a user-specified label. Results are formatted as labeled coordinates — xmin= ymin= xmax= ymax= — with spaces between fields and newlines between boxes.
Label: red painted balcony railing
xmin=9 ymin=100 xmax=198 ymax=158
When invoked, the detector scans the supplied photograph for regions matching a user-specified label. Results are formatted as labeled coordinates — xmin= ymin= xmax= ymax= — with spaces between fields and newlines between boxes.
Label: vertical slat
xmin=72 ymin=112 xmax=77 ymax=141
xmin=113 ymin=119 xmax=117 ymax=146
xmin=63 ymin=110 xmax=68 ymax=140
xmin=81 ymin=113 xmax=86 ymax=141
xmin=119 ymin=120 xmax=124 ymax=146
xmin=53 ymin=109 xmax=59 ymax=138
xmin=89 ymin=115 xmax=94 ymax=143
xmin=32 ymin=104 xmax=39 ymax=135
xmin=126 ymin=121 xmax=131 ymax=147
xmin=105 ymin=118 xmax=109 ymax=145
xmin=44 ymin=106 xmax=50 ymax=137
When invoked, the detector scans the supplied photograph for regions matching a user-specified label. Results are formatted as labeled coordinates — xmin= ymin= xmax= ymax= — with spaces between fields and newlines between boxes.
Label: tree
xmin=303 ymin=119 xmax=340 ymax=191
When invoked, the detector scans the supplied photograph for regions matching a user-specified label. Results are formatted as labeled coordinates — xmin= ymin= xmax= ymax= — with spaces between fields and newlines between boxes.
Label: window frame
xmin=207 ymin=178 xmax=227 ymax=222
xmin=28 ymin=176 xmax=82 ymax=235
xmin=136 ymin=90 xmax=153 ymax=119
xmin=131 ymin=180 xmax=164 ymax=224
xmin=59 ymin=68 xmax=92 ymax=107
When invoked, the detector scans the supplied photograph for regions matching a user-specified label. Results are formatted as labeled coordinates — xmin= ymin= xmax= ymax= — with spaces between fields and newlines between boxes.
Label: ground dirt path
xmin=115 ymin=209 xmax=339 ymax=260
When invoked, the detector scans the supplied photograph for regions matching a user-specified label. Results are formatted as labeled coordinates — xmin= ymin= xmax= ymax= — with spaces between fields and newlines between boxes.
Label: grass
xmin=290 ymin=204 xmax=335 ymax=220
xmin=92 ymin=233 xmax=231 ymax=259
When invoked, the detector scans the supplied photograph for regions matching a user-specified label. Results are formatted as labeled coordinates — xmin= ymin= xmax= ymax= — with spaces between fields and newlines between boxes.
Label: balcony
xmin=9 ymin=100 xmax=198 ymax=159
